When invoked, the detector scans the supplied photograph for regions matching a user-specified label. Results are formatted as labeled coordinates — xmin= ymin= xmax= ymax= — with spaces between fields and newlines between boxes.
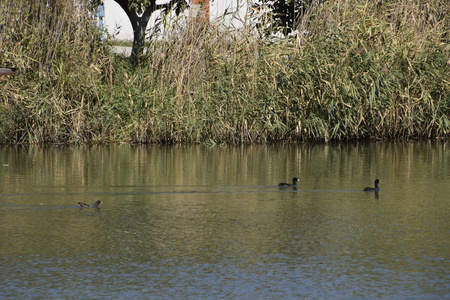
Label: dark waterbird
xmin=78 ymin=200 xmax=102 ymax=208
xmin=363 ymin=179 xmax=380 ymax=192
xmin=278 ymin=177 xmax=299 ymax=188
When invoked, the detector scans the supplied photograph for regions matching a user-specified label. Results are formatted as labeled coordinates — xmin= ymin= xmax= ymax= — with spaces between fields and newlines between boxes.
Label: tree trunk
xmin=130 ymin=7 xmax=153 ymax=62
xmin=130 ymin=15 xmax=146 ymax=62
xmin=114 ymin=0 xmax=154 ymax=62
xmin=114 ymin=0 xmax=187 ymax=62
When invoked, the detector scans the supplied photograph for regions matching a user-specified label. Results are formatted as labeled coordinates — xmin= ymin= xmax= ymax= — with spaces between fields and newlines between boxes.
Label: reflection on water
xmin=1 ymin=142 xmax=449 ymax=298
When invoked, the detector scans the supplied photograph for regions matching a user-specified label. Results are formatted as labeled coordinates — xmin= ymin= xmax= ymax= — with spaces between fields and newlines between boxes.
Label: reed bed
xmin=0 ymin=0 xmax=448 ymax=144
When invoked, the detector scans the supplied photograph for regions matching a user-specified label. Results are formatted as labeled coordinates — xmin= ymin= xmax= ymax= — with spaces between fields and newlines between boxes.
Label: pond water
xmin=0 ymin=142 xmax=449 ymax=299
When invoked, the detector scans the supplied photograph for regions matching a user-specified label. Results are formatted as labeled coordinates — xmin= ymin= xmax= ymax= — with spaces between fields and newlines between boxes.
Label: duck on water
xmin=278 ymin=177 xmax=299 ymax=189
xmin=78 ymin=200 xmax=102 ymax=208
xmin=363 ymin=179 xmax=380 ymax=192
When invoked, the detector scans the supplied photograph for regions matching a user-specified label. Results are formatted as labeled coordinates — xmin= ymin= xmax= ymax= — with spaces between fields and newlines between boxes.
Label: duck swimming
xmin=278 ymin=177 xmax=299 ymax=188
xmin=78 ymin=200 xmax=102 ymax=208
xmin=363 ymin=179 xmax=380 ymax=192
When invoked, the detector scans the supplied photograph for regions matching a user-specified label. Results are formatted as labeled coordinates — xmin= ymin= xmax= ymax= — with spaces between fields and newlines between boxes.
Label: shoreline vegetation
xmin=1 ymin=0 xmax=449 ymax=145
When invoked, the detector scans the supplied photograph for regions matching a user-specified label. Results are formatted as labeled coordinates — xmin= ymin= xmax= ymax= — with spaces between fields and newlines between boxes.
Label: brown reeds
xmin=0 ymin=0 xmax=448 ymax=144
xmin=0 ymin=0 xmax=111 ymax=143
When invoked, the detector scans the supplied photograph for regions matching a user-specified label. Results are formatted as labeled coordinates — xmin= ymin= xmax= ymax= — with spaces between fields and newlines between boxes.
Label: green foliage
xmin=0 ymin=0 xmax=448 ymax=144
xmin=252 ymin=0 xmax=321 ymax=36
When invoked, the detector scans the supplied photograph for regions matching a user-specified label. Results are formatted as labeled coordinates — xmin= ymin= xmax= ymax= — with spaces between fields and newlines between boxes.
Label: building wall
xmin=103 ymin=0 xmax=248 ymax=41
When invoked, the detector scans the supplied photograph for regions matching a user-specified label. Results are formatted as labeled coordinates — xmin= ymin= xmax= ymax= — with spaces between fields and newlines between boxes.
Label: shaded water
xmin=1 ymin=142 xmax=449 ymax=299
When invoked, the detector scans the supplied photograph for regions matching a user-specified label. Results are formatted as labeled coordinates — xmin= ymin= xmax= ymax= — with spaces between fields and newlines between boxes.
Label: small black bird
xmin=78 ymin=200 xmax=102 ymax=208
xmin=363 ymin=179 xmax=380 ymax=192
xmin=278 ymin=177 xmax=299 ymax=188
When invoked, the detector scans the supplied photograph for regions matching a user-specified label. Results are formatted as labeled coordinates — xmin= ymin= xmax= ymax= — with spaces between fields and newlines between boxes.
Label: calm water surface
xmin=1 ymin=142 xmax=449 ymax=299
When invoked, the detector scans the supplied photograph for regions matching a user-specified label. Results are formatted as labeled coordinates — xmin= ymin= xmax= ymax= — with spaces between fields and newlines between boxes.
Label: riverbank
xmin=1 ymin=0 xmax=449 ymax=144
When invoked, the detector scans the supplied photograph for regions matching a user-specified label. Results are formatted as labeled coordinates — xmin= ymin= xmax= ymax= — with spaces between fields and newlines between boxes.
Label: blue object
xmin=97 ymin=2 xmax=105 ymax=42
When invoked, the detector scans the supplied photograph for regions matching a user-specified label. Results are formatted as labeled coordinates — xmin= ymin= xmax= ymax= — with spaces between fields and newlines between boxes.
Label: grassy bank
xmin=1 ymin=0 xmax=449 ymax=144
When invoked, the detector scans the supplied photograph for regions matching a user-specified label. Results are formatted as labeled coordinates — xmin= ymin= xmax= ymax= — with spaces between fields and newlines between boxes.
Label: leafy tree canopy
xmin=252 ymin=0 xmax=322 ymax=35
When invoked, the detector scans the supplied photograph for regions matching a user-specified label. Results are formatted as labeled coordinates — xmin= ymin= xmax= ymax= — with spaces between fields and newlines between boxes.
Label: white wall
xmin=103 ymin=0 xmax=133 ymax=40
xmin=103 ymin=0 xmax=248 ymax=41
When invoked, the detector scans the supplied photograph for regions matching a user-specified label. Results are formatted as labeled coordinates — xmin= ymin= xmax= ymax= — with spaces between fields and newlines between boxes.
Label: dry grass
xmin=0 ymin=0 xmax=449 ymax=144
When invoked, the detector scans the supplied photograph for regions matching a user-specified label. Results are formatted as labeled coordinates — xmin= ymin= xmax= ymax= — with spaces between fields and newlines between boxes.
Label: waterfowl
xmin=78 ymin=200 xmax=102 ymax=208
xmin=363 ymin=179 xmax=380 ymax=191
xmin=278 ymin=177 xmax=299 ymax=188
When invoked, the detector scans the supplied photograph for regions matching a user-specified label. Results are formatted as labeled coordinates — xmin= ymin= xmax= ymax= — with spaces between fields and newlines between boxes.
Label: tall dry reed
xmin=1 ymin=0 xmax=111 ymax=143
xmin=0 ymin=0 xmax=448 ymax=144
